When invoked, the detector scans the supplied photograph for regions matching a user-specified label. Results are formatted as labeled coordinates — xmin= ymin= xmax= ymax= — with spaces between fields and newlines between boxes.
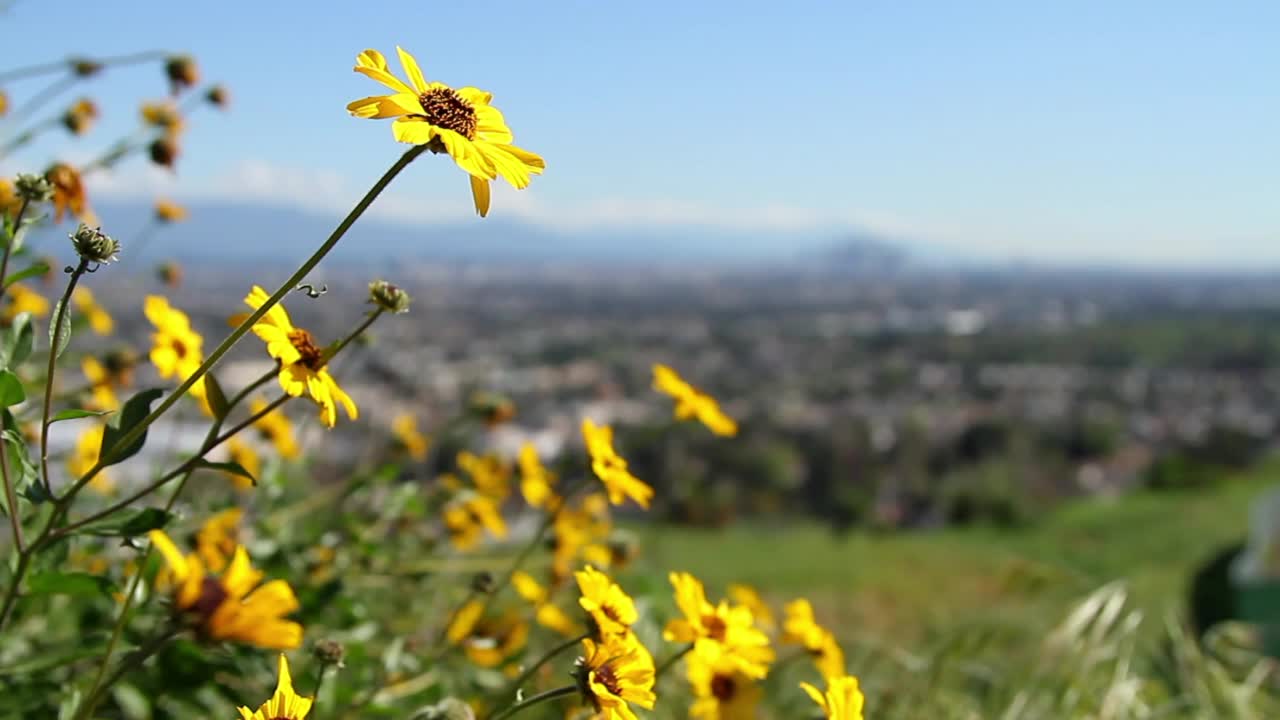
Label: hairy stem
xmin=39 ymin=258 xmax=89 ymax=497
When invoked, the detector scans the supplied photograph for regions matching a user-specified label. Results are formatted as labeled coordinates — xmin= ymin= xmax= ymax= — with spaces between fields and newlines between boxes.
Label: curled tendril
xmin=296 ymin=283 xmax=327 ymax=298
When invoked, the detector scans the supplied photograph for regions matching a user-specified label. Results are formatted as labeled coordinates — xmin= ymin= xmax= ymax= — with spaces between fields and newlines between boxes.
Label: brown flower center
xmin=170 ymin=337 xmax=189 ymax=359
xmin=702 ymin=613 xmax=728 ymax=641
xmin=593 ymin=664 xmax=623 ymax=697
xmin=287 ymin=328 xmax=325 ymax=370
xmin=188 ymin=576 xmax=228 ymax=619
xmin=711 ymin=673 xmax=737 ymax=701
xmin=417 ymin=87 xmax=477 ymax=139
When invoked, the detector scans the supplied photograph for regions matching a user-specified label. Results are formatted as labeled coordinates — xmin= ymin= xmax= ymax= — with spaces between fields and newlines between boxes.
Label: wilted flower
xmin=164 ymin=54 xmax=199 ymax=93
xmin=346 ymin=46 xmax=544 ymax=217
xmin=156 ymin=260 xmax=183 ymax=287
xmin=236 ymin=654 xmax=313 ymax=720
xmin=46 ymin=163 xmax=92 ymax=223
xmin=368 ymin=279 xmax=411 ymax=313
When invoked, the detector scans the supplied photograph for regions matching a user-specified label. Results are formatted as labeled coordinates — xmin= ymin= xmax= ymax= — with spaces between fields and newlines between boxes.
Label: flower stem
xmin=488 ymin=685 xmax=578 ymax=720
xmin=499 ymin=632 xmax=590 ymax=705
xmin=74 ymin=624 xmax=180 ymax=720
xmin=654 ymin=643 xmax=693 ymax=680
xmin=0 ymin=197 xmax=31 ymax=289
xmin=0 ymin=50 xmax=168 ymax=84
xmin=0 ymin=198 xmax=31 ymax=553
xmin=39 ymin=258 xmax=89 ymax=497
xmin=59 ymin=144 xmax=427 ymax=504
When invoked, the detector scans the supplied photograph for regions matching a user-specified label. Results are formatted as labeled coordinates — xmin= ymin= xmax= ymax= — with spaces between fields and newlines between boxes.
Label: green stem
xmin=0 ymin=197 xmax=31 ymax=553
xmin=58 ymin=143 xmax=427 ymax=506
xmin=75 ymin=624 xmax=180 ymax=720
xmin=0 ymin=197 xmax=30 ymax=289
xmin=654 ymin=643 xmax=693 ymax=680
xmin=39 ymin=258 xmax=89 ymax=497
xmin=500 ymin=632 xmax=590 ymax=703
xmin=5 ymin=75 xmax=77 ymax=126
xmin=0 ymin=50 xmax=169 ymax=84
xmin=488 ymin=685 xmax=578 ymax=720
xmin=0 ymin=551 xmax=29 ymax=632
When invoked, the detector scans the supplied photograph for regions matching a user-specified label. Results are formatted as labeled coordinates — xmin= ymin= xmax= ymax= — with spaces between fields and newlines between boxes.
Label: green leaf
xmin=204 ymin=372 xmax=229 ymax=421
xmin=191 ymin=458 xmax=255 ymax=486
xmin=26 ymin=571 xmax=116 ymax=599
xmin=0 ymin=370 xmax=23 ymax=407
xmin=77 ymin=507 xmax=173 ymax=538
xmin=0 ymin=312 xmax=34 ymax=369
xmin=3 ymin=261 xmax=50 ymax=289
xmin=51 ymin=408 xmax=111 ymax=423
xmin=99 ymin=387 xmax=164 ymax=467
xmin=48 ymin=298 xmax=71 ymax=360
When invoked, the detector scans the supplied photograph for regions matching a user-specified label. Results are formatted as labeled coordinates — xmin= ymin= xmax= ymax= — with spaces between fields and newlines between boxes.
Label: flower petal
xmin=354 ymin=49 xmax=414 ymax=95
xmin=396 ymin=46 xmax=429 ymax=94
xmin=346 ymin=93 xmax=420 ymax=119
xmin=470 ymin=175 xmax=491 ymax=217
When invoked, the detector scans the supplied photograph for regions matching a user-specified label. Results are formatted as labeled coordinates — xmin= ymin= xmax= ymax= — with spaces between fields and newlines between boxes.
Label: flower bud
xmin=470 ymin=571 xmax=495 ymax=595
xmin=157 ymin=261 xmax=183 ymax=288
xmin=164 ymin=54 xmax=199 ymax=93
xmin=368 ymin=279 xmax=411 ymax=314
xmin=70 ymin=224 xmax=120 ymax=265
xmin=148 ymin=136 xmax=179 ymax=169
xmin=206 ymin=84 xmax=230 ymax=109
xmin=69 ymin=58 xmax=103 ymax=77
xmin=312 ymin=639 xmax=346 ymax=668
xmin=14 ymin=173 xmax=53 ymax=203
xmin=61 ymin=98 xmax=98 ymax=136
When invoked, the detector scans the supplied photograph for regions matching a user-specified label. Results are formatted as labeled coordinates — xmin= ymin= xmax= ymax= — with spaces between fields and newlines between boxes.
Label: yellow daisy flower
xmin=224 ymin=437 xmax=261 ymax=490
xmin=442 ymin=490 xmax=507 ymax=551
xmin=574 ymin=633 xmax=656 ymax=720
xmin=0 ymin=178 xmax=21 ymax=219
xmin=663 ymin=572 xmax=774 ymax=680
xmin=783 ymin=598 xmax=846 ymax=679
xmin=141 ymin=101 xmax=185 ymax=136
xmin=575 ymin=565 xmax=638 ymax=639
xmin=346 ymin=46 xmax=545 ymax=217
xmin=391 ymin=412 xmax=430 ymax=461
xmin=652 ymin=363 xmax=738 ymax=437
xmin=144 ymin=295 xmax=211 ymax=410
xmin=552 ymin=493 xmax=613 ymax=580
xmin=688 ymin=653 xmax=762 ymax=720
xmin=243 ymin=285 xmax=357 ymax=428
xmin=61 ymin=97 xmax=99 ymax=136
xmin=237 ymin=654 xmax=314 ymax=720
xmin=513 ymin=571 xmax=582 ymax=637
xmin=251 ymin=397 xmax=301 ymax=459
xmin=581 ymin=419 xmax=653 ymax=510
xmin=72 ymin=287 xmax=114 ymax=335
xmin=195 ymin=507 xmax=242 ymax=572
xmin=81 ymin=356 xmax=120 ymax=411
xmin=445 ymin=599 xmax=529 ymax=668
xmin=801 ymin=675 xmax=865 ymax=720
xmin=518 ymin=442 xmax=557 ymax=509
xmin=457 ymin=450 xmax=511 ymax=501
xmin=68 ymin=424 xmax=113 ymax=494
xmin=727 ymin=584 xmax=775 ymax=633
xmin=4 ymin=283 xmax=50 ymax=321
xmin=148 ymin=529 xmax=302 ymax=649
xmin=154 ymin=198 xmax=189 ymax=223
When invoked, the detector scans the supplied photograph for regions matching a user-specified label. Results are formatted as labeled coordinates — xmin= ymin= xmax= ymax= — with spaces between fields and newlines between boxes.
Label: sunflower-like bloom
xmin=251 ymin=397 xmax=300 ymax=459
xmin=519 ymin=442 xmax=558 ymax=509
xmin=223 ymin=437 xmax=260 ymax=490
xmin=801 ymin=675 xmax=865 ymax=720
xmin=195 ymin=507 xmax=242 ymax=572
xmin=68 ymin=424 xmax=113 ymax=494
xmin=727 ymin=584 xmax=775 ymax=633
xmin=391 ymin=413 xmax=429 ymax=461
xmin=81 ymin=356 xmax=119 ymax=411
xmin=576 ymin=565 xmax=638 ymax=639
xmin=783 ymin=598 xmax=847 ymax=679
xmin=652 ymin=364 xmax=738 ymax=436
xmin=148 ymin=529 xmax=302 ymax=649
xmin=237 ymin=654 xmax=313 ymax=720
xmin=552 ymin=493 xmax=614 ymax=580
xmin=346 ymin=46 xmax=544 ymax=217
xmin=154 ymin=198 xmax=188 ymax=223
xmin=574 ymin=633 xmax=656 ymax=720
xmin=45 ymin=163 xmax=93 ymax=224
xmin=664 ymin=572 xmax=774 ymax=680
xmin=443 ymin=490 xmax=507 ymax=551
xmin=243 ymin=286 xmax=357 ymax=428
xmin=457 ymin=450 xmax=511 ymax=501
xmin=688 ymin=653 xmax=762 ymax=720
xmin=445 ymin=599 xmax=529 ymax=668
xmin=72 ymin=287 xmax=113 ymax=335
xmin=581 ymin=419 xmax=653 ymax=510
xmin=144 ymin=295 xmax=210 ymax=409
xmin=513 ymin=571 xmax=582 ymax=637
xmin=4 ymin=283 xmax=50 ymax=322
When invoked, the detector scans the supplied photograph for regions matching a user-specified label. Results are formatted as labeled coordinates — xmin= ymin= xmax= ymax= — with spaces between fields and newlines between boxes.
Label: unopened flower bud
xmin=61 ymin=98 xmax=98 ymax=135
xmin=157 ymin=261 xmax=183 ymax=288
xmin=69 ymin=58 xmax=103 ymax=77
xmin=468 ymin=392 xmax=516 ymax=427
xmin=70 ymin=224 xmax=120 ymax=265
xmin=470 ymin=571 xmax=495 ymax=594
xmin=312 ymin=639 xmax=346 ymax=668
xmin=14 ymin=174 xmax=53 ymax=203
xmin=148 ymin=136 xmax=179 ymax=169
xmin=164 ymin=54 xmax=199 ymax=93
xmin=368 ymin=279 xmax=411 ymax=314
xmin=206 ymin=84 xmax=230 ymax=109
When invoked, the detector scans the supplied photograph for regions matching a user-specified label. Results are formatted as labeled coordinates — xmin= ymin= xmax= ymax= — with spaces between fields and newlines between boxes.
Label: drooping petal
xmin=396 ymin=46 xmax=429 ymax=94
xmin=435 ymin=129 xmax=497 ymax=180
xmin=346 ymin=93 xmax=420 ymax=119
xmin=354 ymin=49 xmax=414 ymax=95
xmin=473 ymin=104 xmax=513 ymax=144
xmin=470 ymin=175 xmax=491 ymax=217
xmin=477 ymin=143 xmax=533 ymax=189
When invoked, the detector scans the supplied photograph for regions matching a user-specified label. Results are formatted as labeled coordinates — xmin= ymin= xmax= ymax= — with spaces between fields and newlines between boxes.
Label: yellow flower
xmin=652 ymin=364 xmax=738 ymax=437
xmin=72 ymin=287 xmax=113 ymax=335
xmin=575 ymin=565 xmax=638 ymax=639
xmin=154 ymin=198 xmax=188 ymax=223
xmin=224 ymin=437 xmax=260 ymax=490
xmin=0 ymin=178 xmax=21 ymax=219
xmin=251 ymin=397 xmax=300 ymax=459
xmin=81 ymin=356 xmax=119 ymax=411
xmin=513 ymin=571 xmax=582 ymax=637
xmin=237 ymin=654 xmax=314 ymax=720
xmin=68 ymin=424 xmax=113 ymax=494
xmin=4 ymin=283 xmax=50 ymax=324
xmin=575 ymin=633 xmax=656 ymax=720
xmin=0 ymin=90 xmax=7 ymax=117
xmin=552 ymin=493 xmax=613 ymax=580
xmin=346 ymin=46 xmax=545 ymax=217
xmin=688 ymin=653 xmax=762 ymax=720
xmin=727 ymin=584 xmax=775 ymax=633
xmin=443 ymin=490 xmax=507 ymax=551
xmin=244 ymin=286 xmax=357 ymax=428
xmin=800 ymin=675 xmax=864 ymax=720
xmin=195 ymin=507 xmax=242 ymax=572
xmin=457 ymin=450 xmax=511 ymax=500
xmin=581 ymin=419 xmax=653 ymax=510
xmin=46 ymin=163 xmax=94 ymax=224
xmin=391 ymin=413 xmax=429 ymax=461
xmin=783 ymin=599 xmax=846 ymax=679
xmin=663 ymin=572 xmax=774 ymax=680
xmin=444 ymin=599 xmax=529 ymax=668
xmin=148 ymin=529 xmax=302 ymax=649
xmin=61 ymin=97 xmax=99 ymax=135
xmin=518 ymin=442 xmax=557 ymax=509
xmin=144 ymin=295 xmax=203 ymax=381
xmin=141 ymin=101 xmax=184 ymax=136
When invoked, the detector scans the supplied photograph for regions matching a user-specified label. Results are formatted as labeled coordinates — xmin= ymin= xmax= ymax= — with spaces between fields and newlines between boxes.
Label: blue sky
xmin=1 ymin=1 xmax=1277 ymax=266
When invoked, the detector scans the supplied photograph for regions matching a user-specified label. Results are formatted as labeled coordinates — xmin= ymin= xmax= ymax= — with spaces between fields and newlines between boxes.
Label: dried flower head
xmin=70 ymin=57 xmax=103 ymax=77
xmin=206 ymin=84 xmax=230 ymax=109
xmin=61 ymin=98 xmax=99 ymax=135
xmin=164 ymin=54 xmax=199 ymax=93
xmin=14 ymin=173 xmax=53 ymax=203
xmin=149 ymin=136 xmax=179 ymax=169
xmin=367 ymin=279 xmax=411 ymax=314
xmin=70 ymin=224 xmax=120 ymax=265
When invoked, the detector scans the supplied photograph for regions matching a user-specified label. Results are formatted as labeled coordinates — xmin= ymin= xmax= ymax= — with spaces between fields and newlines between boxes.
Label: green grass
xmin=636 ymin=462 xmax=1274 ymax=649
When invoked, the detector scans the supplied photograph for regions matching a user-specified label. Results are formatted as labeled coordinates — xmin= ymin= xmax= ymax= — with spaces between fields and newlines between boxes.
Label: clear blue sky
xmin=2 ymin=1 xmax=1277 ymax=266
